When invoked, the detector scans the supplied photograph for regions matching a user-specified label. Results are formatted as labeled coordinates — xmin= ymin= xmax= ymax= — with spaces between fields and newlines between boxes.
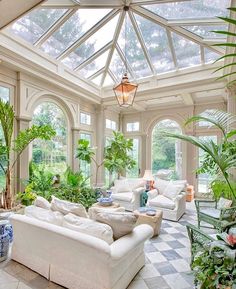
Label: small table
xmin=134 ymin=209 xmax=163 ymax=237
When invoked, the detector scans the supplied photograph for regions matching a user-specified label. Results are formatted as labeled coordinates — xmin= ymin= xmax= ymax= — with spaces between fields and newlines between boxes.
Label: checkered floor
xmin=0 ymin=202 xmax=197 ymax=289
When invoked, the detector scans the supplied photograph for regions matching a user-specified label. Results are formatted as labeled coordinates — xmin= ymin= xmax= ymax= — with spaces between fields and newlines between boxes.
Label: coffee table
xmin=134 ymin=209 xmax=163 ymax=237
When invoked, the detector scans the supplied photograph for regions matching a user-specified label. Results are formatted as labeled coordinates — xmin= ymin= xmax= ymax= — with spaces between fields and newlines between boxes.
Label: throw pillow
xmin=63 ymin=213 xmax=114 ymax=244
xmin=127 ymin=178 xmax=145 ymax=191
xmin=113 ymin=179 xmax=130 ymax=193
xmin=92 ymin=210 xmax=137 ymax=239
xmin=163 ymin=181 xmax=185 ymax=200
xmin=218 ymin=197 xmax=233 ymax=209
xmin=25 ymin=205 xmax=64 ymax=226
xmin=33 ymin=196 xmax=51 ymax=210
xmin=154 ymin=178 xmax=170 ymax=195
xmin=51 ymin=196 xmax=88 ymax=218
xmin=88 ymin=206 xmax=125 ymax=219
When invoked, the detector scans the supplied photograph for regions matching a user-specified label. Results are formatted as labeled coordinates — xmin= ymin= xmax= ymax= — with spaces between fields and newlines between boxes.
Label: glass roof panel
xmin=40 ymin=9 xmax=111 ymax=58
xmin=172 ymin=32 xmax=201 ymax=68
xmin=109 ymin=49 xmax=125 ymax=81
xmin=134 ymin=13 xmax=175 ymax=74
xmin=91 ymin=74 xmax=103 ymax=86
xmin=182 ymin=25 xmax=228 ymax=38
xmin=118 ymin=15 xmax=152 ymax=78
xmin=79 ymin=50 xmax=109 ymax=78
xmin=144 ymin=0 xmax=230 ymax=19
xmin=104 ymin=74 xmax=114 ymax=86
xmin=9 ymin=8 xmax=67 ymax=44
xmin=204 ymin=48 xmax=219 ymax=63
xmin=62 ymin=14 xmax=119 ymax=70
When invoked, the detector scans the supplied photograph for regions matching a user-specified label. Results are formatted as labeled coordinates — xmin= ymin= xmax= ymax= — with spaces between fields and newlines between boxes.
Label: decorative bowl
xmin=97 ymin=197 xmax=113 ymax=206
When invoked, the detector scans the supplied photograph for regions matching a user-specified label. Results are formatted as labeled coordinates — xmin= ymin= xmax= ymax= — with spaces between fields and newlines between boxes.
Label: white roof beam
xmin=131 ymin=0 xmax=191 ymax=5
xmin=181 ymin=93 xmax=194 ymax=105
xmin=108 ymin=69 xmax=118 ymax=83
xmin=116 ymin=44 xmax=135 ymax=79
xmin=166 ymin=29 xmax=178 ymax=69
xmin=34 ymin=8 xmax=78 ymax=47
xmin=88 ymin=67 xmax=105 ymax=80
xmin=57 ymin=9 xmax=120 ymax=60
xmin=200 ymin=46 xmax=205 ymax=64
xmin=129 ymin=10 xmax=155 ymax=74
xmin=132 ymin=6 xmax=225 ymax=56
xmin=74 ymin=41 xmax=112 ymax=71
xmin=100 ymin=10 xmax=125 ymax=86
xmin=168 ymin=18 xmax=225 ymax=26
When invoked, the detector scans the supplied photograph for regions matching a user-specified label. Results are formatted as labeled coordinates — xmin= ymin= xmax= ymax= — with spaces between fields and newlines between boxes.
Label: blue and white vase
xmin=0 ymin=220 xmax=13 ymax=262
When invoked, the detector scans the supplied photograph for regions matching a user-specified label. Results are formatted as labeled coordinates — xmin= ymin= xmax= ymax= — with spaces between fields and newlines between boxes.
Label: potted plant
xmin=0 ymin=100 xmax=56 ymax=209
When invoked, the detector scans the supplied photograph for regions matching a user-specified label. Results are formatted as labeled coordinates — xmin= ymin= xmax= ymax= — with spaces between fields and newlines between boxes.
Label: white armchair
xmin=111 ymin=178 xmax=145 ymax=211
xmin=147 ymin=179 xmax=187 ymax=221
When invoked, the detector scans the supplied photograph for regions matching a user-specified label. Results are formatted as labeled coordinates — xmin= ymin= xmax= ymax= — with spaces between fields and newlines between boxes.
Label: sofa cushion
xmin=149 ymin=195 xmax=176 ymax=210
xmin=25 ymin=205 xmax=64 ymax=226
xmin=63 ymin=213 xmax=114 ymax=244
xmin=92 ymin=211 xmax=137 ymax=239
xmin=163 ymin=181 xmax=185 ymax=200
xmin=113 ymin=179 xmax=130 ymax=193
xmin=154 ymin=179 xmax=169 ymax=195
xmin=201 ymin=208 xmax=221 ymax=219
xmin=51 ymin=196 xmax=88 ymax=218
xmin=33 ymin=196 xmax=51 ymax=210
xmin=112 ymin=192 xmax=133 ymax=202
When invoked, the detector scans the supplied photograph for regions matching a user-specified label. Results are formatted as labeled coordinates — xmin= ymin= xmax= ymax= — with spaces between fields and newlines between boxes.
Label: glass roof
xmin=6 ymin=0 xmax=230 ymax=88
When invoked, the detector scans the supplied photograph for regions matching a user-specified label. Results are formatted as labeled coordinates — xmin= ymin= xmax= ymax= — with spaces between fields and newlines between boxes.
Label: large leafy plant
xmin=162 ymin=110 xmax=236 ymax=200
xmin=104 ymin=131 xmax=136 ymax=181
xmin=213 ymin=7 xmax=236 ymax=86
xmin=0 ymin=100 xmax=55 ymax=209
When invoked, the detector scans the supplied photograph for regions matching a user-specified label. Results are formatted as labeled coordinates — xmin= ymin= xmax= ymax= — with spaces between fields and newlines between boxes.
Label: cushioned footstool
xmin=134 ymin=209 xmax=163 ymax=237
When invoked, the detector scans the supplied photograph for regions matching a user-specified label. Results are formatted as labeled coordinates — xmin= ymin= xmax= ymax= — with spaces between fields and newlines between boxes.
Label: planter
xmin=0 ymin=220 xmax=13 ymax=262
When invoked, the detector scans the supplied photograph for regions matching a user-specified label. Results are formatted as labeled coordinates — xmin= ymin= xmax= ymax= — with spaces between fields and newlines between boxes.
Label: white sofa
xmin=111 ymin=178 xmax=146 ymax=211
xmin=10 ymin=214 xmax=153 ymax=289
xmin=147 ymin=179 xmax=187 ymax=221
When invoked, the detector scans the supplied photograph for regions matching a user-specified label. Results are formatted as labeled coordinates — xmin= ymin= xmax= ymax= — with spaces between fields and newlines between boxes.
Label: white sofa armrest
xmin=110 ymin=224 xmax=153 ymax=260
xmin=173 ymin=192 xmax=186 ymax=209
xmin=147 ymin=189 xmax=158 ymax=200
xmin=132 ymin=187 xmax=144 ymax=194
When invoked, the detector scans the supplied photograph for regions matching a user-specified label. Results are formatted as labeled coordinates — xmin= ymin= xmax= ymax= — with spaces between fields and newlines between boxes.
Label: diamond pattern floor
xmin=0 ymin=202 xmax=198 ymax=289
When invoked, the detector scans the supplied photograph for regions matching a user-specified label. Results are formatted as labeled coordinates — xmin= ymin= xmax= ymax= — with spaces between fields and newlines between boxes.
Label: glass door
xmin=127 ymin=137 xmax=140 ymax=178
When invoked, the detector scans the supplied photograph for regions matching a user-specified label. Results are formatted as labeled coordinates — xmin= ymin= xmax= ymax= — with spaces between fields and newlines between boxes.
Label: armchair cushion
xmin=149 ymin=195 xmax=175 ymax=210
xmin=218 ymin=197 xmax=232 ymax=209
xmin=163 ymin=181 xmax=185 ymax=200
xmin=112 ymin=192 xmax=133 ymax=202
xmin=154 ymin=178 xmax=169 ymax=195
xmin=147 ymin=189 xmax=158 ymax=200
xmin=113 ymin=179 xmax=130 ymax=193
xmin=201 ymin=208 xmax=221 ymax=219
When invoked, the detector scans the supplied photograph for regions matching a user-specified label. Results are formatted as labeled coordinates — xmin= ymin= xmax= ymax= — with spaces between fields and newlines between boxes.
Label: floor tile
xmin=127 ymin=279 xmax=149 ymax=289
xmin=153 ymin=242 xmax=172 ymax=251
xmin=163 ymin=273 xmax=190 ymax=289
xmin=139 ymin=264 xmax=160 ymax=279
xmin=144 ymin=276 xmax=171 ymax=289
xmin=170 ymin=259 xmax=190 ymax=272
xmin=0 ymin=282 xmax=19 ymax=289
xmin=154 ymin=262 xmax=178 ymax=275
xmin=146 ymin=252 xmax=167 ymax=263
xmin=161 ymin=250 xmax=182 ymax=261
xmin=166 ymin=240 xmax=185 ymax=249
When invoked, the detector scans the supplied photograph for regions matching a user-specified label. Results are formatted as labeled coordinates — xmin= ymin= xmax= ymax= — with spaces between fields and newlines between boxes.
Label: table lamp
xmin=143 ymin=170 xmax=154 ymax=191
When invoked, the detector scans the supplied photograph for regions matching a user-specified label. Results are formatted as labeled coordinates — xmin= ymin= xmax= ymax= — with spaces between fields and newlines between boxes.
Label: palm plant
xmin=213 ymin=7 xmax=236 ymax=86
xmin=0 ymin=99 xmax=56 ymax=209
xmin=161 ymin=109 xmax=236 ymax=200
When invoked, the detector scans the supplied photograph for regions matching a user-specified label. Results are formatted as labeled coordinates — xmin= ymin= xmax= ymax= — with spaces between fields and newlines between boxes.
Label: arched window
xmin=152 ymin=119 xmax=182 ymax=180
xmin=32 ymin=102 xmax=67 ymax=174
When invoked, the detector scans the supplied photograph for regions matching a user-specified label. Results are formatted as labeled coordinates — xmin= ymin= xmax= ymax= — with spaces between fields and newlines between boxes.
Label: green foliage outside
xmin=152 ymin=119 xmax=181 ymax=179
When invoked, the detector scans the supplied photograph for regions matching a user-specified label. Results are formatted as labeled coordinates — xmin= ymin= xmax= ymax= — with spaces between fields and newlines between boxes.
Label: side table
xmin=134 ymin=209 xmax=163 ymax=237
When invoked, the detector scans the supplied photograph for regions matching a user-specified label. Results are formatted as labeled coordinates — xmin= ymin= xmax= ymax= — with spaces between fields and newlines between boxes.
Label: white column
xmin=227 ymin=83 xmax=236 ymax=129
xmin=16 ymin=116 xmax=32 ymax=193
xmin=71 ymin=127 xmax=80 ymax=172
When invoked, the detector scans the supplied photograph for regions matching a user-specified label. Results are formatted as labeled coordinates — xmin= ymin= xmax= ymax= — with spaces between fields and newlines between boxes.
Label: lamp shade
xmin=113 ymin=73 xmax=138 ymax=108
xmin=143 ymin=170 xmax=154 ymax=181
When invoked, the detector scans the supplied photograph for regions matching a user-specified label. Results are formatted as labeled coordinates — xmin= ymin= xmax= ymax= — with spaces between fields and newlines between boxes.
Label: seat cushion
xmin=149 ymin=195 xmax=176 ymax=210
xmin=201 ymin=208 xmax=221 ymax=219
xmin=63 ymin=213 xmax=114 ymax=244
xmin=112 ymin=192 xmax=133 ymax=202
xmin=217 ymin=197 xmax=232 ymax=209
xmin=163 ymin=181 xmax=185 ymax=200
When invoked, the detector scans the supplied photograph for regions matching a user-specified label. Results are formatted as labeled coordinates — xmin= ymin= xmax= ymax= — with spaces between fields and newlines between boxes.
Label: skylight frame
xmin=5 ymin=0 xmax=230 ymax=89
